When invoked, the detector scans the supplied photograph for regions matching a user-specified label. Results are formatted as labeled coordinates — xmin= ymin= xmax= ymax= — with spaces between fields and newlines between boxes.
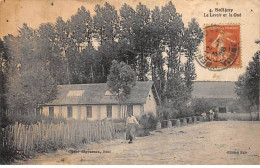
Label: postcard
xmin=0 ymin=0 xmax=259 ymax=165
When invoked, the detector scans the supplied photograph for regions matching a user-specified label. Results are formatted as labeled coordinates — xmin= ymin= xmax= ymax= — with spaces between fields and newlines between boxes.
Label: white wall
xmin=99 ymin=105 xmax=120 ymax=120
xmin=42 ymin=101 xmax=153 ymax=120
xmin=42 ymin=106 xmax=48 ymax=116
xmin=143 ymin=89 xmax=157 ymax=116
xmin=133 ymin=105 xmax=141 ymax=117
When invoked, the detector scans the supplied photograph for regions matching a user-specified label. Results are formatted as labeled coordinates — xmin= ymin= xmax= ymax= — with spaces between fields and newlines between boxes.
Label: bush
xmin=6 ymin=113 xmax=67 ymax=125
xmin=179 ymin=105 xmax=194 ymax=118
xmin=191 ymin=98 xmax=213 ymax=116
xmin=0 ymin=145 xmax=18 ymax=164
xmin=0 ymin=113 xmax=11 ymax=128
xmin=158 ymin=107 xmax=180 ymax=121
xmin=138 ymin=113 xmax=158 ymax=130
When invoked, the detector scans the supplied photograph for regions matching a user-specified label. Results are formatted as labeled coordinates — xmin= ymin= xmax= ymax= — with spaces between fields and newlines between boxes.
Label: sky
xmin=0 ymin=0 xmax=259 ymax=81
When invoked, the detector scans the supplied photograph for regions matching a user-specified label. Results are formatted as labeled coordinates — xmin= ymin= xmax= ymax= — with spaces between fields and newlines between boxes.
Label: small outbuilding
xmin=41 ymin=81 xmax=159 ymax=120
xmin=192 ymin=81 xmax=239 ymax=113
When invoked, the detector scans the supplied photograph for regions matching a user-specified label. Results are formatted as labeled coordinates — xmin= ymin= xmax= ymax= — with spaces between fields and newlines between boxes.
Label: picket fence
xmin=2 ymin=120 xmax=115 ymax=155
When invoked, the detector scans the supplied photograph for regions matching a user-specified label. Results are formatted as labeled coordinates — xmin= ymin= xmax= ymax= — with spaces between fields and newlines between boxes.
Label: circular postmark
xmin=196 ymin=24 xmax=241 ymax=71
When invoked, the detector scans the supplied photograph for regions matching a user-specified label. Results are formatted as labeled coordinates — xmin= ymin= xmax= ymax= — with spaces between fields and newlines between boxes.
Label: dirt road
xmin=16 ymin=121 xmax=260 ymax=165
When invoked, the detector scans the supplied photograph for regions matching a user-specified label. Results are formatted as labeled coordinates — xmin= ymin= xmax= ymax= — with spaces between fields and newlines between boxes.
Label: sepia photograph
xmin=0 ymin=0 xmax=259 ymax=165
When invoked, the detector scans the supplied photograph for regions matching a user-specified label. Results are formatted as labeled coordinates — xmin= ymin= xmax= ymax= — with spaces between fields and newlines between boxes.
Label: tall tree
xmin=6 ymin=24 xmax=57 ymax=116
xmin=161 ymin=2 xmax=186 ymax=106
xmin=119 ymin=3 xmax=135 ymax=45
xmin=150 ymin=6 xmax=166 ymax=102
xmin=93 ymin=2 xmax=120 ymax=82
xmin=235 ymin=50 xmax=259 ymax=116
xmin=183 ymin=18 xmax=203 ymax=94
xmin=118 ymin=3 xmax=137 ymax=69
xmin=0 ymin=38 xmax=8 ymax=121
xmin=133 ymin=2 xmax=151 ymax=81
xmin=54 ymin=17 xmax=72 ymax=84
xmin=68 ymin=6 xmax=93 ymax=47
xmin=93 ymin=2 xmax=119 ymax=44
xmin=37 ymin=23 xmax=67 ymax=85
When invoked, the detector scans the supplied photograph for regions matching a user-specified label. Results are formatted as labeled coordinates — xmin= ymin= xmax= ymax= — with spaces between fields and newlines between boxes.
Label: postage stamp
xmin=197 ymin=24 xmax=241 ymax=70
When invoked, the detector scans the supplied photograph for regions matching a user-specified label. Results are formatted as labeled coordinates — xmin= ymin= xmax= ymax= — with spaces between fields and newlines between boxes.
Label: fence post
xmin=156 ymin=122 xmax=162 ymax=130
xmin=193 ymin=116 xmax=197 ymax=123
xmin=182 ymin=118 xmax=187 ymax=126
xmin=167 ymin=120 xmax=172 ymax=128
xmin=175 ymin=119 xmax=181 ymax=127
xmin=188 ymin=117 xmax=193 ymax=124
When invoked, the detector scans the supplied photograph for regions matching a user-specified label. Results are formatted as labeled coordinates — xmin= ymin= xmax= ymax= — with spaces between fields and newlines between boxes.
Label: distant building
xmin=192 ymin=81 xmax=239 ymax=113
xmin=41 ymin=81 xmax=159 ymax=120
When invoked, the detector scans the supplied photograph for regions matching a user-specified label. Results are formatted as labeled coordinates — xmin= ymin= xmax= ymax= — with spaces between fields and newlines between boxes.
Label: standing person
xmin=201 ymin=112 xmax=207 ymax=121
xmin=126 ymin=113 xmax=140 ymax=144
xmin=209 ymin=108 xmax=214 ymax=121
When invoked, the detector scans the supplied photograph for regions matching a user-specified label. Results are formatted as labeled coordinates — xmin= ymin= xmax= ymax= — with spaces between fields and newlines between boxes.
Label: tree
xmin=68 ymin=6 xmax=93 ymax=47
xmin=183 ymin=18 xmax=203 ymax=94
xmin=54 ymin=17 xmax=72 ymax=84
xmin=0 ymin=38 xmax=8 ymax=124
xmin=107 ymin=60 xmax=136 ymax=118
xmin=93 ymin=2 xmax=120 ymax=81
xmin=133 ymin=2 xmax=151 ymax=81
xmin=235 ymin=50 xmax=259 ymax=118
xmin=150 ymin=6 xmax=166 ymax=102
xmin=119 ymin=3 xmax=135 ymax=45
xmin=118 ymin=3 xmax=137 ymax=68
xmin=93 ymin=2 xmax=119 ymax=44
xmin=161 ymin=2 xmax=186 ymax=106
xmin=37 ymin=23 xmax=67 ymax=85
xmin=6 ymin=24 xmax=57 ymax=117
xmin=96 ymin=41 xmax=119 ymax=82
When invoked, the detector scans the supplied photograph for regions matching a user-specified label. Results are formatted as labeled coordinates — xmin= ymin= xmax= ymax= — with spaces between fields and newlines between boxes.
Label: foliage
xmin=1 ymin=2 xmax=204 ymax=123
xmin=107 ymin=60 xmax=136 ymax=101
xmin=0 ymin=145 xmax=18 ymax=164
xmin=93 ymin=2 xmax=119 ymax=44
xmin=6 ymin=24 xmax=57 ymax=115
xmin=191 ymin=98 xmax=213 ymax=116
xmin=178 ymin=105 xmax=194 ymax=118
xmin=162 ymin=2 xmax=188 ymax=107
xmin=138 ymin=113 xmax=158 ymax=130
xmin=235 ymin=51 xmax=259 ymax=112
xmin=158 ymin=107 xmax=180 ymax=121
xmin=183 ymin=18 xmax=203 ymax=93
xmin=0 ymin=38 xmax=8 ymax=123
xmin=6 ymin=113 xmax=67 ymax=125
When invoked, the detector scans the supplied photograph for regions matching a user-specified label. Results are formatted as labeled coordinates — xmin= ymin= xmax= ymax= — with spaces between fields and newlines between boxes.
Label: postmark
xmin=196 ymin=24 xmax=241 ymax=70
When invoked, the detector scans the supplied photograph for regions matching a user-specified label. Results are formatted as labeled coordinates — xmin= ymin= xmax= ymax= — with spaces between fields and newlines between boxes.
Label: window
xmin=67 ymin=106 xmax=72 ymax=118
xmin=219 ymin=107 xmax=227 ymax=113
xmin=107 ymin=105 xmax=112 ymax=118
xmin=49 ymin=107 xmax=54 ymax=118
xmin=67 ymin=90 xmax=84 ymax=97
xmin=87 ymin=106 xmax=92 ymax=118
xmin=127 ymin=105 xmax=133 ymax=116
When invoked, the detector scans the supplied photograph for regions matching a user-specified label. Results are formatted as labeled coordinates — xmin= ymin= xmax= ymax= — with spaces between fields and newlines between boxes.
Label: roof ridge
xmin=193 ymin=81 xmax=235 ymax=82
xmin=57 ymin=80 xmax=153 ymax=87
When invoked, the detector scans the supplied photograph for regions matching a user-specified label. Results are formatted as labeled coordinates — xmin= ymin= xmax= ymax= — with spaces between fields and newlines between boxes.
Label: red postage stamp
xmin=202 ymin=24 xmax=241 ymax=69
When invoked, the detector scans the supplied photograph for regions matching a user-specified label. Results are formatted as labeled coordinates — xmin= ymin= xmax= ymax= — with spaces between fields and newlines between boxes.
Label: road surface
xmin=16 ymin=121 xmax=260 ymax=165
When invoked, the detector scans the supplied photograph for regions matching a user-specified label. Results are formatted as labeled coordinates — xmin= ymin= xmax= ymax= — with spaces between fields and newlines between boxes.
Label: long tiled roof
xmin=46 ymin=81 xmax=154 ymax=105
xmin=192 ymin=81 xmax=237 ymax=99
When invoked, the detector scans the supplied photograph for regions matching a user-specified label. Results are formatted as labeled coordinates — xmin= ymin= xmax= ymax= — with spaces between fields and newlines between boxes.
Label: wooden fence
xmin=2 ymin=120 xmax=115 ymax=155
